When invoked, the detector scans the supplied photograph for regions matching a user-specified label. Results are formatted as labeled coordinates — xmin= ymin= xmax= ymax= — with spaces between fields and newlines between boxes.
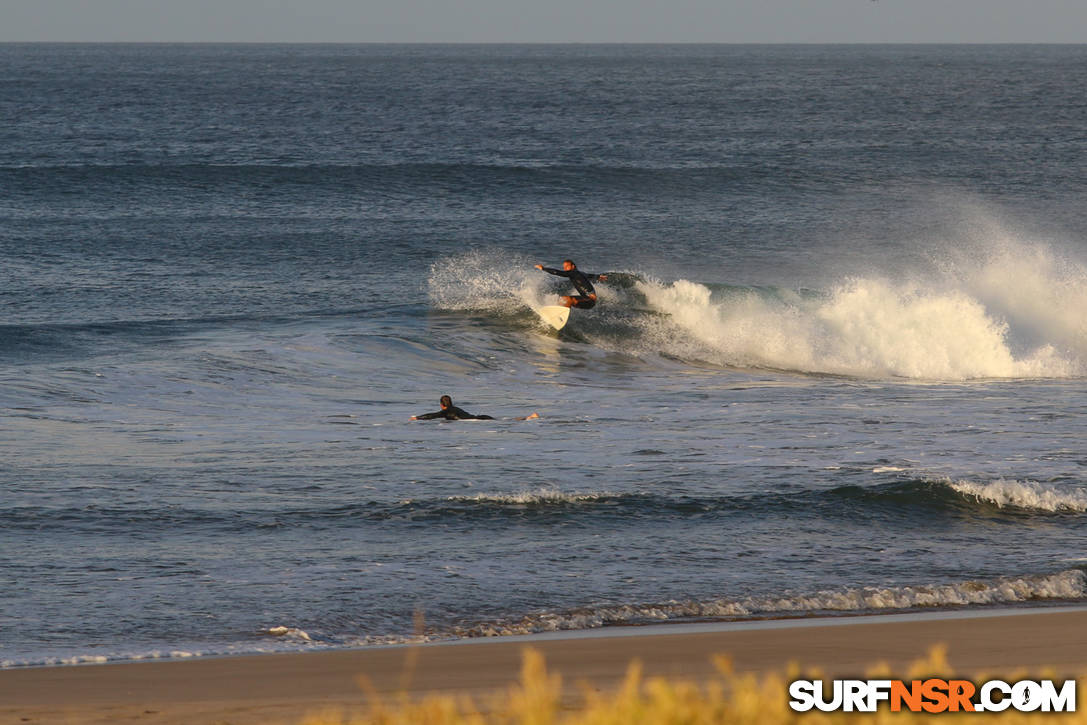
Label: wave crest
xmin=449 ymin=489 xmax=615 ymax=505
xmin=637 ymin=275 xmax=1077 ymax=379
xmin=946 ymin=478 xmax=1087 ymax=513
xmin=426 ymin=237 xmax=1087 ymax=381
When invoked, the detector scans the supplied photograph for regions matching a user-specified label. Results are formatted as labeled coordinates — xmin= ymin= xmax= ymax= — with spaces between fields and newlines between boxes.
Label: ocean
xmin=1 ymin=43 xmax=1086 ymax=668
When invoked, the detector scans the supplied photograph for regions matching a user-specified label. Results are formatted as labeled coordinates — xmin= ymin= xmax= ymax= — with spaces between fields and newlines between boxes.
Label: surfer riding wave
xmin=535 ymin=259 xmax=607 ymax=309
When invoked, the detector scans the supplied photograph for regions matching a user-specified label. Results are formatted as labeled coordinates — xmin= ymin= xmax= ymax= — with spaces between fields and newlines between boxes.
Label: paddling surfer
xmin=411 ymin=395 xmax=539 ymax=421
xmin=412 ymin=395 xmax=493 ymax=421
xmin=534 ymin=259 xmax=608 ymax=309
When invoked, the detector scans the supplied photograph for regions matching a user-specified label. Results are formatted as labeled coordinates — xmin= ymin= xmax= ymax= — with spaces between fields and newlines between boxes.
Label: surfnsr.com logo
xmin=789 ymin=679 xmax=1077 ymax=713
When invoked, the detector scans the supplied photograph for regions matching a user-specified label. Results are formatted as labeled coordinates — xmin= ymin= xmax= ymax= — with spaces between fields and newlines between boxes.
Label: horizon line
xmin=2 ymin=40 xmax=1086 ymax=45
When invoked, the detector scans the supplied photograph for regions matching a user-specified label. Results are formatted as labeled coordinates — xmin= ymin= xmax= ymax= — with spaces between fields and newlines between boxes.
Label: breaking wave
xmin=446 ymin=569 xmax=1087 ymax=638
xmin=316 ymin=569 xmax=1087 ymax=646
xmin=5 ymin=477 xmax=1082 ymax=537
xmin=13 ymin=570 xmax=1084 ymax=663
xmin=830 ymin=477 xmax=1087 ymax=516
xmin=428 ymin=238 xmax=1087 ymax=380
xmin=634 ymin=277 xmax=1072 ymax=379
xmin=946 ymin=478 xmax=1087 ymax=513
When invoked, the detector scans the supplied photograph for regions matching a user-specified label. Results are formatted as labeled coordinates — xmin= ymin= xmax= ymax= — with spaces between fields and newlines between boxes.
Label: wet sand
xmin=3 ymin=608 xmax=1086 ymax=725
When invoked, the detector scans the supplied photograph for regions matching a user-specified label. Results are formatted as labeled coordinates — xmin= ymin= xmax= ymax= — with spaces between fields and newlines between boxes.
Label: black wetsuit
xmin=540 ymin=267 xmax=603 ymax=309
xmin=415 ymin=406 xmax=494 ymax=421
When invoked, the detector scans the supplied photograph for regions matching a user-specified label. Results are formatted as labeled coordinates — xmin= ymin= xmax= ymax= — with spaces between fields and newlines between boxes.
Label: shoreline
xmin=7 ymin=601 xmax=1087 ymax=672
xmin=4 ymin=605 xmax=1087 ymax=724
xmin=423 ymin=601 xmax=1087 ymax=646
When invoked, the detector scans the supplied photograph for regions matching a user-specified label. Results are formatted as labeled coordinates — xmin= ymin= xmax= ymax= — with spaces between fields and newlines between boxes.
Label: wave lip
xmin=831 ymin=477 xmax=1087 ymax=516
xmin=946 ymin=478 xmax=1087 ymax=513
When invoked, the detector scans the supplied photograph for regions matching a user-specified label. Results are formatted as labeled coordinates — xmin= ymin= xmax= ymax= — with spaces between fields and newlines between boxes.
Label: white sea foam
xmin=949 ymin=221 xmax=1087 ymax=362
xmin=391 ymin=490 xmax=615 ymax=508
xmin=265 ymin=625 xmax=313 ymax=641
xmin=636 ymin=273 xmax=1078 ymax=380
xmin=428 ymin=249 xmax=555 ymax=313
xmin=450 ymin=489 xmax=613 ymax=505
xmin=22 ymin=572 xmax=1073 ymax=661
xmin=946 ymin=478 xmax=1087 ymax=513
xmin=58 ymin=654 xmax=109 ymax=665
xmin=446 ymin=569 xmax=1087 ymax=638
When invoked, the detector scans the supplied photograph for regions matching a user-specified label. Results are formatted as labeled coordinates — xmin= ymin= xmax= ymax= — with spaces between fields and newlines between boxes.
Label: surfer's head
xmin=563 ymin=259 xmax=576 ymax=270
xmin=439 ymin=395 xmax=452 ymax=409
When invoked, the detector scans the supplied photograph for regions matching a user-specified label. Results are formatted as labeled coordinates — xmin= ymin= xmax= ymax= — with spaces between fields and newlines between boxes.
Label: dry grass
xmin=299 ymin=646 xmax=1083 ymax=724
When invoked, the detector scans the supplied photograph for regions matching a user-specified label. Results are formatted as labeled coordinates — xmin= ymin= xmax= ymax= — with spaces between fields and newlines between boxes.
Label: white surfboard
xmin=535 ymin=305 xmax=570 ymax=331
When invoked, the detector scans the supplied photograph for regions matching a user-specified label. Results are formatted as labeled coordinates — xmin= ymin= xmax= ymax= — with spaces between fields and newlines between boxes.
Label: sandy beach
xmin=3 ymin=607 xmax=1086 ymax=725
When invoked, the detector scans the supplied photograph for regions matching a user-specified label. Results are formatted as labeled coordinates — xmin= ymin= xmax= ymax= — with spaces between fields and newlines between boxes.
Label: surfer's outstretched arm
xmin=536 ymin=264 xmax=607 ymax=283
xmin=536 ymin=264 xmax=571 ymax=277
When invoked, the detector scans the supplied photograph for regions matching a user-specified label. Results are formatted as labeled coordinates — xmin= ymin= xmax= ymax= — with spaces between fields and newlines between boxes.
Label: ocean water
xmin=2 ymin=43 xmax=1087 ymax=667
